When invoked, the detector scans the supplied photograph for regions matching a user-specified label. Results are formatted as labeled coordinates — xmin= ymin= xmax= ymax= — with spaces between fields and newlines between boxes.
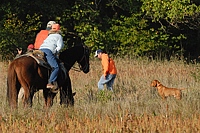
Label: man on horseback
xmin=39 ymin=23 xmax=64 ymax=90
xmin=34 ymin=21 xmax=56 ymax=49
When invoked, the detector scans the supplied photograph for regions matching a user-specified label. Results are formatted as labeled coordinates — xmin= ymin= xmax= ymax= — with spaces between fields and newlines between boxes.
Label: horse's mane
xmin=60 ymin=45 xmax=83 ymax=59
xmin=59 ymin=45 xmax=84 ymax=71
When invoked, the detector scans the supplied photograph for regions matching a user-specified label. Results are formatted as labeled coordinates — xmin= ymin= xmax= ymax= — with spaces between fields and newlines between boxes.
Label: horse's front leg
xmin=60 ymin=76 xmax=75 ymax=107
xmin=43 ymin=89 xmax=57 ymax=107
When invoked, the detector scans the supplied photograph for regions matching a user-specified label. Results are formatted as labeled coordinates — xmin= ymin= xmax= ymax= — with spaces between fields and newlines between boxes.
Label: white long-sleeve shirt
xmin=39 ymin=33 xmax=64 ymax=54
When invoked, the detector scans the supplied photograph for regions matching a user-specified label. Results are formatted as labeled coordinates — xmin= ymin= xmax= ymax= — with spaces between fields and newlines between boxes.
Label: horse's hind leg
xmin=16 ymin=72 xmax=35 ymax=107
xmin=18 ymin=78 xmax=34 ymax=107
xmin=7 ymin=67 xmax=21 ymax=109
xmin=22 ymin=86 xmax=35 ymax=107
xmin=7 ymin=81 xmax=21 ymax=109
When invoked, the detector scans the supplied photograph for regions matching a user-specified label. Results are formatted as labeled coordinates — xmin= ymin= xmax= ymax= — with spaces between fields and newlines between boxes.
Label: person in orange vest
xmin=34 ymin=21 xmax=56 ymax=49
xmin=94 ymin=49 xmax=117 ymax=92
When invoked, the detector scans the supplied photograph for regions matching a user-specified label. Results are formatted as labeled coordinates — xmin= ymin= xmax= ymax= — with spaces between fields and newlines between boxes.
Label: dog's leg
xmin=175 ymin=95 xmax=181 ymax=100
xmin=161 ymin=95 xmax=166 ymax=100
xmin=175 ymin=91 xmax=182 ymax=100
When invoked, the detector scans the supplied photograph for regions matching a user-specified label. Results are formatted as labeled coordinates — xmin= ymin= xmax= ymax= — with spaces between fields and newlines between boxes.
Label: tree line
xmin=0 ymin=0 xmax=200 ymax=60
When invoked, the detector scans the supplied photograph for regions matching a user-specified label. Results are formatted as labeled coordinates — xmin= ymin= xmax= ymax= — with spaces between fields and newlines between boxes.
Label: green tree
xmin=0 ymin=12 xmax=41 ymax=59
xmin=141 ymin=0 xmax=200 ymax=58
xmin=0 ymin=0 xmax=200 ymax=60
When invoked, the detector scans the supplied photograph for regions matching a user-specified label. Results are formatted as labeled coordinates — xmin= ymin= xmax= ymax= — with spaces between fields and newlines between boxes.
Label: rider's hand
xmin=17 ymin=48 xmax=22 ymax=55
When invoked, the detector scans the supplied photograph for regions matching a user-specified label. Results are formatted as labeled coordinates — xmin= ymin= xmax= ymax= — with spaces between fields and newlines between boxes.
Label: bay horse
xmin=7 ymin=44 xmax=90 ymax=109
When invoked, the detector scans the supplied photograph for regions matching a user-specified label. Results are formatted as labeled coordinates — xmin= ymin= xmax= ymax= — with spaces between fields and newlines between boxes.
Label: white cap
xmin=94 ymin=49 xmax=103 ymax=57
xmin=46 ymin=21 xmax=56 ymax=28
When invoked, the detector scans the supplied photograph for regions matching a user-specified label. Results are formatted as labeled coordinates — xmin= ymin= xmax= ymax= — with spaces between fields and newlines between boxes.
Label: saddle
xmin=15 ymin=50 xmax=67 ymax=80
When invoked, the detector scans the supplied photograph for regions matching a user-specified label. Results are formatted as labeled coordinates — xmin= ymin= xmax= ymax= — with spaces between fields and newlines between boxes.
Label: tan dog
xmin=150 ymin=80 xmax=184 ymax=100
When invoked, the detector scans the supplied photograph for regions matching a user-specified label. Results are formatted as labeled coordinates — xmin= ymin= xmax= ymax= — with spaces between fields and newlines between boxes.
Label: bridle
xmin=61 ymin=32 xmax=90 ymax=72
xmin=76 ymin=45 xmax=89 ymax=72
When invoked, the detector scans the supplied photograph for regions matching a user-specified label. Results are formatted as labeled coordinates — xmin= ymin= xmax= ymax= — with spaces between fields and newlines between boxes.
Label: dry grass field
xmin=1 ymin=57 xmax=200 ymax=132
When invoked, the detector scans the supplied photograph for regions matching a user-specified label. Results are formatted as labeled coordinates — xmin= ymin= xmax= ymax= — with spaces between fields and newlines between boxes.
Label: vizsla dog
xmin=150 ymin=80 xmax=184 ymax=100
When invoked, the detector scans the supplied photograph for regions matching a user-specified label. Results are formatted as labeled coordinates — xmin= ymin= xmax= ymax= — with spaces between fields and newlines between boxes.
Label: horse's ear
xmin=74 ymin=37 xmax=84 ymax=46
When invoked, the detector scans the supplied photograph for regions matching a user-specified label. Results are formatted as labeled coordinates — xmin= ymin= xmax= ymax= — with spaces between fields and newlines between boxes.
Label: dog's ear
xmin=156 ymin=81 xmax=161 ymax=87
xmin=153 ymin=80 xmax=161 ymax=87
xmin=151 ymin=80 xmax=157 ymax=87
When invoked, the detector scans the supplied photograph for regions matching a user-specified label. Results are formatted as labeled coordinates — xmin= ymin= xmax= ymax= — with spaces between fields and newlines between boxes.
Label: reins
xmin=77 ymin=54 xmax=88 ymax=72
xmin=62 ymin=46 xmax=89 ymax=72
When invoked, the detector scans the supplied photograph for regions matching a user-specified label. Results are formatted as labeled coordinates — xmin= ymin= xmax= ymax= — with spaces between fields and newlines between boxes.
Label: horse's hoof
xmin=50 ymin=88 xmax=59 ymax=93
xmin=46 ymin=83 xmax=57 ymax=89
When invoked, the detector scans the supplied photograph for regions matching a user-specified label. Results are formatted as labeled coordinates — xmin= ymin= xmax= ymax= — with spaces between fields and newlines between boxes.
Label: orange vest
xmin=34 ymin=30 xmax=49 ymax=49
xmin=101 ymin=53 xmax=117 ymax=77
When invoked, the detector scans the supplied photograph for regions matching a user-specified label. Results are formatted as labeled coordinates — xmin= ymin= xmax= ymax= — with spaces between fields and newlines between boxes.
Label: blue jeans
xmin=40 ymin=49 xmax=59 ymax=83
xmin=98 ymin=74 xmax=116 ymax=91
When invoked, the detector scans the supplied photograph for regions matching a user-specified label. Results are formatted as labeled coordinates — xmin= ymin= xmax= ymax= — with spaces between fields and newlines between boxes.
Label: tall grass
xmin=1 ymin=57 xmax=200 ymax=132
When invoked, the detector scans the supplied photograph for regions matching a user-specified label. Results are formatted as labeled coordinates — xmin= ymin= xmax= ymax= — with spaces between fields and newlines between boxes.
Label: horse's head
xmin=76 ymin=44 xmax=90 ymax=73
xmin=59 ymin=44 xmax=90 ymax=73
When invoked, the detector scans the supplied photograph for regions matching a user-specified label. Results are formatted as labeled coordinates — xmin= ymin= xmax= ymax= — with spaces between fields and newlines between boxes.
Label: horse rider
xmin=15 ymin=44 xmax=34 ymax=58
xmin=34 ymin=21 xmax=56 ymax=50
xmin=39 ymin=23 xmax=64 ymax=90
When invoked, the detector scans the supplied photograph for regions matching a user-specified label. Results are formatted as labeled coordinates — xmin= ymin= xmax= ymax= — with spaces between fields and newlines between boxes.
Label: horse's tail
xmin=7 ymin=62 xmax=19 ymax=108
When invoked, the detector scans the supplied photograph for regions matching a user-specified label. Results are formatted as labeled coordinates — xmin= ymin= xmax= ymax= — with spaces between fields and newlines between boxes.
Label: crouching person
xmin=94 ymin=49 xmax=117 ymax=92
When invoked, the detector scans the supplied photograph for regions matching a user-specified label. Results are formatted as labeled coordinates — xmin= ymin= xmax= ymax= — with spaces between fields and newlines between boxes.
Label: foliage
xmin=96 ymin=90 xmax=113 ymax=103
xmin=0 ymin=13 xmax=41 ymax=59
xmin=0 ymin=0 xmax=200 ymax=60
xmin=141 ymin=0 xmax=200 ymax=25
xmin=141 ymin=0 xmax=200 ymax=58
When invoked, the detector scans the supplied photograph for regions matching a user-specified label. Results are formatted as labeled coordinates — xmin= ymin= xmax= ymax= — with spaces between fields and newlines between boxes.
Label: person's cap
xmin=52 ymin=23 xmax=60 ymax=31
xmin=46 ymin=21 xmax=56 ymax=28
xmin=94 ymin=49 xmax=103 ymax=57
xmin=27 ymin=44 xmax=34 ymax=50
